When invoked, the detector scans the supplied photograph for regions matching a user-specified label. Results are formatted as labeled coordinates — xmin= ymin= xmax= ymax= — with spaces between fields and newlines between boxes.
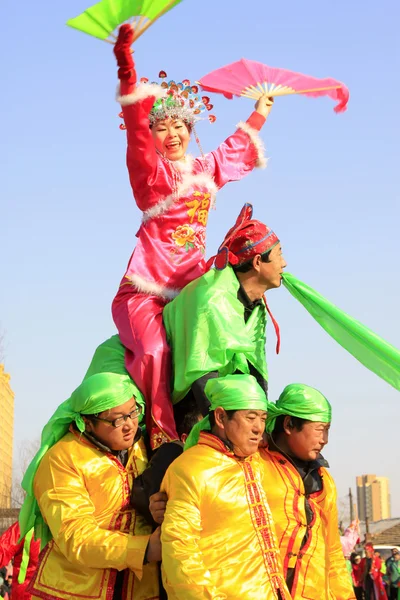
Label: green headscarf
xmin=83 ymin=334 xmax=145 ymax=423
xmin=265 ymin=383 xmax=332 ymax=433
xmin=184 ymin=374 xmax=268 ymax=450
xmin=19 ymin=372 xmax=138 ymax=548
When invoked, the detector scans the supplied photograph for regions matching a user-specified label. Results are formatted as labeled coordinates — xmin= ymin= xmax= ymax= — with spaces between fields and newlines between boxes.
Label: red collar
xmin=198 ymin=431 xmax=254 ymax=462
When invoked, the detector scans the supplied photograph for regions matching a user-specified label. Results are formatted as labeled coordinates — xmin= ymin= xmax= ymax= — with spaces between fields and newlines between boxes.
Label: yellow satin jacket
xmin=161 ymin=432 xmax=291 ymax=600
xmin=30 ymin=429 xmax=159 ymax=600
xmin=260 ymin=444 xmax=355 ymax=600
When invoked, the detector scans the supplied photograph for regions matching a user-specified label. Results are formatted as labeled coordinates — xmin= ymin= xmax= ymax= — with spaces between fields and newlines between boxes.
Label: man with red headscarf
xmin=162 ymin=203 xmax=286 ymax=411
xmin=362 ymin=543 xmax=387 ymax=600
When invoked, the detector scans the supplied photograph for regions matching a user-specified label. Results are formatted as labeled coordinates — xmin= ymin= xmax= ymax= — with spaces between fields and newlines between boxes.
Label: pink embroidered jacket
xmin=117 ymin=74 xmax=267 ymax=301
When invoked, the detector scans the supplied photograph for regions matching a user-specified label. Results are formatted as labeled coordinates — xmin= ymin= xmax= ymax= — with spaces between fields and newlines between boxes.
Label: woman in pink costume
xmin=113 ymin=24 xmax=273 ymax=449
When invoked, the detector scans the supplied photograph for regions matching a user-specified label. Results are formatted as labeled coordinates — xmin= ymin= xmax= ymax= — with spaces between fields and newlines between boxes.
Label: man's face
xmin=285 ymin=420 xmax=330 ymax=461
xmin=222 ymin=409 xmax=267 ymax=457
xmin=365 ymin=545 xmax=374 ymax=558
xmin=256 ymin=244 xmax=287 ymax=290
xmin=84 ymin=397 xmax=140 ymax=451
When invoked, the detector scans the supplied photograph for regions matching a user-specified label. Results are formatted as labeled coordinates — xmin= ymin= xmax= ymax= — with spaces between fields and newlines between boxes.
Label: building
xmin=358 ymin=518 xmax=400 ymax=550
xmin=0 ymin=364 xmax=14 ymax=508
xmin=356 ymin=474 xmax=391 ymax=523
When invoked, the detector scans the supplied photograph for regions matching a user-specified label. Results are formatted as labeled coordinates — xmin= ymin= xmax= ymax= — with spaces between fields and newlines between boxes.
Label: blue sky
xmin=2 ymin=0 xmax=399 ymax=517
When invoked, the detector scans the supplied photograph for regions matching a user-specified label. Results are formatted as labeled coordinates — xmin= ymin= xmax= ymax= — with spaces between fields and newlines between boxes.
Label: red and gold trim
xmin=28 ymin=542 xmax=112 ymax=599
xmin=266 ymin=448 xmax=328 ymax=598
xmin=240 ymin=460 xmax=289 ymax=599
xmin=198 ymin=431 xmax=235 ymax=456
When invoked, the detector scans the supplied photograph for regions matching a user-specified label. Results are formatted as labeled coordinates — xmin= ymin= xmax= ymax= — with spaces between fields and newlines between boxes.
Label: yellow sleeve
xmin=324 ymin=475 xmax=356 ymax=600
xmin=161 ymin=458 xmax=226 ymax=600
xmin=34 ymin=449 xmax=149 ymax=578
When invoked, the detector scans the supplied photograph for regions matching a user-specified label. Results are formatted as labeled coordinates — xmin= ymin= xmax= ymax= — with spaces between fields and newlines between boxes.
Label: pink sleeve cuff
xmin=246 ymin=111 xmax=266 ymax=131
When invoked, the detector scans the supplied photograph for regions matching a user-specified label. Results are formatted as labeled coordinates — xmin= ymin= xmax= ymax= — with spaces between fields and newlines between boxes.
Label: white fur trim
xmin=174 ymin=155 xmax=194 ymax=174
xmin=117 ymin=82 xmax=166 ymax=106
xmin=129 ymin=274 xmax=180 ymax=300
xmin=142 ymin=172 xmax=218 ymax=223
xmin=236 ymin=121 xmax=268 ymax=169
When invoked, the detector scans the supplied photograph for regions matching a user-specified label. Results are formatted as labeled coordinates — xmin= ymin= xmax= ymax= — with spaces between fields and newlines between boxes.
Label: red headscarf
xmin=207 ymin=203 xmax=280 ymax=271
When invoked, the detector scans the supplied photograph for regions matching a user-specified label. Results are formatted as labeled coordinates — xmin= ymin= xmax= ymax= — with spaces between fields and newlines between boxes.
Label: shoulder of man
xmin=172 ymin=266 xmax=238 ymax=307
xmin=162 ymin=442 xmax=225 ymax=487
xmin=41 ymin=431 xmax=80 ymax=462
xmin=316 ymin=465 xmax=341 ymax=511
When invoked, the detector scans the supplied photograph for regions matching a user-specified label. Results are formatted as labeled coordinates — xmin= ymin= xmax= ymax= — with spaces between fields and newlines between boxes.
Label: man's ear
xmin=252 ymin=254 xmax=262 ymax=272
xmin=82 ymin=415 xmax=94 ymax=433
xmin=283 ymin=415 xmax=294 ymax=436
xmin=214 ymin=407 xmax=227 ymax=429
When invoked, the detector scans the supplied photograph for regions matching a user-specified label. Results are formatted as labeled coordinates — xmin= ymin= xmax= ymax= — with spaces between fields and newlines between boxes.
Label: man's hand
xmin=146 ymin=527 xmax=161 ymax=563
xmin=149 ymin=491 xmax=168 ymax=524
xmin=255 ymin=94 xmax=274 ymax=118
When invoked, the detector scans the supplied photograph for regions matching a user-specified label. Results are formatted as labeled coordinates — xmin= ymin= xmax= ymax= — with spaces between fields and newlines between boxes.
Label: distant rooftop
xmin=358 ymin=518 xmax=400 ymax=545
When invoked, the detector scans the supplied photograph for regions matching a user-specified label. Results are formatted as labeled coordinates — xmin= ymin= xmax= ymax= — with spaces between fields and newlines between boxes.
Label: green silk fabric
xmin=265 ymin=383 xmax=332 ymax=433
xmin=282 ymin=273 xmax=400 ymax=392
xmin=17 ymin=528 xmax=34 ymax=584
xmin=67 ymin=0 xmax=182 ymax=41
xmin=184 ymin=374 xmax=268 ymax=450
xmin=163 ymin=266 xmax=268 ymax=404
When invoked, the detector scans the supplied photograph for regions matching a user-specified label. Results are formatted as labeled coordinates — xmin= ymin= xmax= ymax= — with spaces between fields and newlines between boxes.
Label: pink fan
xmin=340 ymin=520 xmax=360 ymax=557
xmin=198 ymin=58 xmax=349 ymax=113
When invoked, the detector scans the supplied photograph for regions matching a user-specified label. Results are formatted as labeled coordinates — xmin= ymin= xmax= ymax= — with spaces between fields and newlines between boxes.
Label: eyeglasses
xmin=92 ymin=406 xmax=142 ymax=428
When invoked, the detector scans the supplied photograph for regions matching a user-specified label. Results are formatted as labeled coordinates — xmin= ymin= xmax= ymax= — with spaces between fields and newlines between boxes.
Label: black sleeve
xmin=131 ymin=443 xmax=183 ymax=525
xmin=191 ymin=372 xmax=218 ymax=414
xmin=248 ymin=362 xmax=268 ymax=398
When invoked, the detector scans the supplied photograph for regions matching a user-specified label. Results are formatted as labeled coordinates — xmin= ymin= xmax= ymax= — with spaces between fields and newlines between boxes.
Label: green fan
xmin=67 ymin=0 xmax=183 ymax=44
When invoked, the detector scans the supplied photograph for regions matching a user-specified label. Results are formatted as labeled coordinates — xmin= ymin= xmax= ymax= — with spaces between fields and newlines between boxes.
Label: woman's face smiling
xmin=151 ymin=118 xmax=191 ymax=161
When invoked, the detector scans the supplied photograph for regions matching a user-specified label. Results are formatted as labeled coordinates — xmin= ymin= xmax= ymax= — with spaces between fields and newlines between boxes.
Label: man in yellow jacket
xmin=262 ymin=384 xmax=355 ymax=599
xmin=161 ymin=374 xmax=291 ymax=600
xmin=19 ymin=373 xmax=161 ymax=600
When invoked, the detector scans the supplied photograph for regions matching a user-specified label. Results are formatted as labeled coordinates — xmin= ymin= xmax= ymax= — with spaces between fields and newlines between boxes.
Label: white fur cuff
xmin=236 ymin=121 xmax=268 ymax=169
xmin=117 ymin=82 xmax=166 ymax=106
xmin=129 ymin=274 xmax=180 ymax=301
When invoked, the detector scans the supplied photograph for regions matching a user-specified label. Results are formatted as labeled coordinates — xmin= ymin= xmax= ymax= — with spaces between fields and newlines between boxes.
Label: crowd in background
xmin=349 ymin=545 xmax=400 ymax=600
xmin=0 ymin=566 xmax=12 ymax=599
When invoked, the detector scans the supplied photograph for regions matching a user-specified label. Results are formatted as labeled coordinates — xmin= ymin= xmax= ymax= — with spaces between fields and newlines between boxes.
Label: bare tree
xmin=337 ymin=495 xmax=351 ymax=533
xmin=10 ymin=439 xmax=40 ymax=508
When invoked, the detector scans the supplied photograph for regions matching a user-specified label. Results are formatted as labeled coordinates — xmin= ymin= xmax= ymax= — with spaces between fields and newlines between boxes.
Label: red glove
xmin=114 ymin=24 xmax=135 ymax=81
